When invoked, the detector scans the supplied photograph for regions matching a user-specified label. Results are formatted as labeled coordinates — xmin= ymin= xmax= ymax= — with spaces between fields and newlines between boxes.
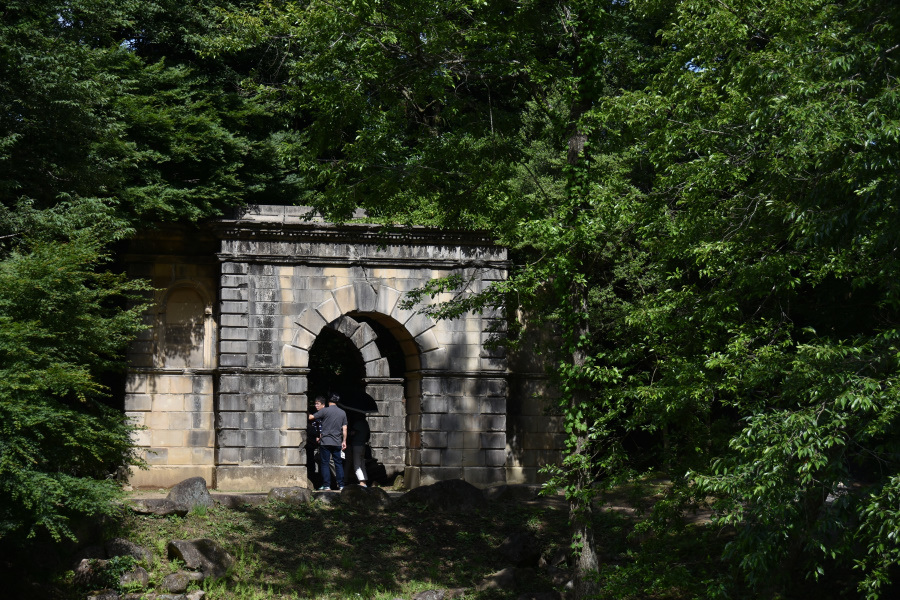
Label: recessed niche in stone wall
xmin=163 ymin=287 xmax=206 ymax=368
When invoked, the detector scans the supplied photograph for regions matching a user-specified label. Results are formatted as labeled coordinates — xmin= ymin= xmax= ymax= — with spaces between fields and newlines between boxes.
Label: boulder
xmin=167 ymin=477 xmax=214 ymax=512
xmin=119 ymin=566 xmax=150 ymax=590
xmin=167 ymin=539 xmax=235 ymax=578
xmin=214 ymin=494 xmax=268 ymax=508
xmin=106 ymin=538 xmax=153 ymax=565
xmin=73 ymin=558 xmax=109 ymax=588
xmin=162 ymin=570 xmax=204 ymax=593
xmin=71 ymin=544 xmax=107 ymax=567
xmin=395 ymin=479 xmax=486 ymax=513
xmin=413 ymin=589 xmax=466 ymax=600
xmin=123 ymin=595 xmax=190 ymax=600
xmin=314 ymin=491 xmax=340 ymax=505
xmin=130 ymin=498 xmax=189 ymax=517
xmin=498 ymin=531 xmax=542 ymax=567
xmin=340 ymin=485 xmax=391 ymax=510
xmin=411 ymin=591 xmax=446 ymax=600
xmin=268 ymin=487 xmax=312 ymax=506
xmin=87 ymin=592 xmax=120 ymax=600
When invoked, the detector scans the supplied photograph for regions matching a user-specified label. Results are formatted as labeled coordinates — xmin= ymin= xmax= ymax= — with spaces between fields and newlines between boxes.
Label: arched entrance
xmin=305 ymin=314 xmax=413 ymax=484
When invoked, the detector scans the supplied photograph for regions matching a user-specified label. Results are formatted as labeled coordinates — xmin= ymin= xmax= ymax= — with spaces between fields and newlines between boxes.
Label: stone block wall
xmin=126 ymin=373 xmax=216 ymax=487
xmin=124 ymin=228 xmax=218 ymax=488
xmin=505 ymin=375 xmax=566 ymax=484
xmin=365 ymin=380 xmax=406 ymax=479
xmin=404 ymin=375 xmax=509 ymax=488
xmin=215 ymin=373 xmax=307 ymax=490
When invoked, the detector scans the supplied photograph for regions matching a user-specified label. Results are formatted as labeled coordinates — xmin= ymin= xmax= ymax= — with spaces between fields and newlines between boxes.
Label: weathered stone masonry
xmin=124 ymin=206 xmax=564 ymax=490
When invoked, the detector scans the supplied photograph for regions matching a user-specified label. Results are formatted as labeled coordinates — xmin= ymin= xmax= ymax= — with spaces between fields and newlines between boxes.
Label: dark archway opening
xmin=352 ymin=314 xmax=406 ymax=377
xmin=306 ymin=327 xmax=369 ymax=488
xmin=307 ymin=327 xmax=365 ymax=403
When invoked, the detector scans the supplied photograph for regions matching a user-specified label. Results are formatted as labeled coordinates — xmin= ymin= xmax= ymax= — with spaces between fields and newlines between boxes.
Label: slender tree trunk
xmin=570 ymin=281 xmax=600 ymax=598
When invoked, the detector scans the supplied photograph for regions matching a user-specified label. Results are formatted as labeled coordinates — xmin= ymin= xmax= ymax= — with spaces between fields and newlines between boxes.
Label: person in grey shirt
xmin=308 ymin=394 xmax=347 ymax=490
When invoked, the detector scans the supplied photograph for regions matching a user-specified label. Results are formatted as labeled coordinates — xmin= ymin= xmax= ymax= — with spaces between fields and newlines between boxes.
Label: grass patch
xmin=7 ymin=485 xmax=741 ymax=599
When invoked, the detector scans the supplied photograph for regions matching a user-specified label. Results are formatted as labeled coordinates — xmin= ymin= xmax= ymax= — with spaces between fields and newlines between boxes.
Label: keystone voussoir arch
xmin=283 ymin=284 xmax=441 ymax=370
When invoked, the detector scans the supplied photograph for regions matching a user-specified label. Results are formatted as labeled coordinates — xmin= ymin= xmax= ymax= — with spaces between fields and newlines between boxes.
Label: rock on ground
xmin=476 ymin=567 xmax=518 ymax=591
xmin=394 ymin=479 xmax=486 ymax=513
xmin=73 ymin=558 xmax=108 ymax=588
xmin=129 ymin=498 xmax=188 ymax=517
xmin=106 ymin=538 xmax=153 ymax=564
xmin=268 ymin=487 xmax=312 ymax=505
xmin=161 ymin=570 xmax=204 ymax=593
xmin=119 ymin=566 xmax=150 ymax=590
xmin=340 ymin=485 xmax=391 ymax=510
xmin=167 ymin=539 xmax=235 ymax=578
xmin=167 ymin=477 xmax=214 ymax=512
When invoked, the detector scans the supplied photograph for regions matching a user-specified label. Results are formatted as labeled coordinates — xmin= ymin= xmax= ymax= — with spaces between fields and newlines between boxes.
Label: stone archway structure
xmin=124 ymin=206 xmax=564 ymax=491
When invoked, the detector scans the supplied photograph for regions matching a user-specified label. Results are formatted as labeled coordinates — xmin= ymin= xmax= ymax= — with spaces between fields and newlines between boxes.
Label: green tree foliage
xmin=0 ymin=0 xmax=297 ymax=541
xmin=214 ymin=0 xmax=900 ymax=596
xmin=607 ymin=0 xmax=900 ymax=595
xmin=0 ymin=0 xmax=298 ymax=221
xmin=0 ymin=200 xmax=149 ymax=541
xmin=209 ymin=1 xmax=663 ymax=596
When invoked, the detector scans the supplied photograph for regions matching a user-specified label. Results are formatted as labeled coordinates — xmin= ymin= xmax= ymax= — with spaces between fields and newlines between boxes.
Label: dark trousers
xmin=319 ymin=444 xmax=344 ymax=489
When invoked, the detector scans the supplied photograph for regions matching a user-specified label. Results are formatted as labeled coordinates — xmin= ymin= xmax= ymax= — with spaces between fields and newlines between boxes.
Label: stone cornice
xmin=210 ymin=219 xmax=499 ymax=249
xmin=214 ymin=252 xmax=510 ymax=270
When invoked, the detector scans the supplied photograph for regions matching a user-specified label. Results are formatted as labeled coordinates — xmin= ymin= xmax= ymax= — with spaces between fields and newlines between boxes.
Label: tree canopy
xmin=0 ymin=0 xmax=298 ymax=541
xmin=3 ymin=0 xmax=900 ymax=597
xmin=211 ymin=0 xmax=900 ymax=596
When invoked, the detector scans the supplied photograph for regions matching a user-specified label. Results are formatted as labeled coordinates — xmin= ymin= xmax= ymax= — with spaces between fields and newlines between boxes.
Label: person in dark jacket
xmin=308 ymin=394 xmax=347 ymax=490
xmin=348 ymin=413 xmax=370 ymax=487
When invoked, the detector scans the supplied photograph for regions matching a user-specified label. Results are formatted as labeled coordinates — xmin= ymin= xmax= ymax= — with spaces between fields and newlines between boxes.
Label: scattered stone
xmin=167 ymin=477 xmax=214 ymax=513
xmin=73 ymin=558 xmax=109 ymax=588
xmin=476 ymin=567 xmax=518 ymax=591
xmin=87 ymin=591 xmax=119 ymax=600
xmin=187 ymin=591 xmax=206 ymax=600
xmin=72 ymin=544 xmax=107 ymax=567
xmin=498 ymin=530 xmax=542 ymax=567
xmin=106 ymin=538 xmax=153 ymax=564
xmin=162 ymin=571 xmax=191 ymax=593
xmin=119 ymin=566 xmax=150 ymax=590
xmin=129 ymin=498 xmax=188 ymax=517
xmin=340 ymin=484 xmax=391 ymax=510
xmin=214 ymin=493 xmax=268 ymax=508
xmin=268 ymin=487 xmax=312 ymax=505
xmin=395 ymin=479 xmax=486 ymax=513
xmin=124 ymin=595 xmax=189 ymax=600
xmin=391 ymin=475 xmax=404 ymax=491
xmin=167 ymin=539 xmax=235 ymax=578
xmin=411 ymin=590 xmax=445 ymax=600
